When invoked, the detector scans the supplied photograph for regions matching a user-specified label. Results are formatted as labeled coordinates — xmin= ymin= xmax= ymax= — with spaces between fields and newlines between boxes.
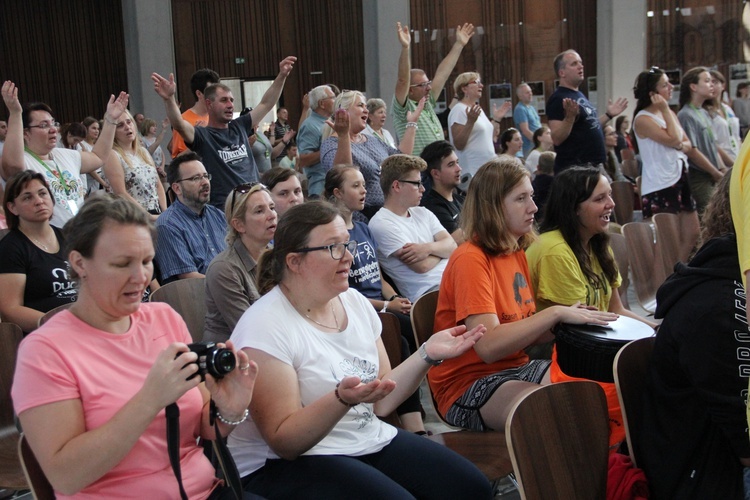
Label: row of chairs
xmin=621 ymin=213 xmax=683 ymax=314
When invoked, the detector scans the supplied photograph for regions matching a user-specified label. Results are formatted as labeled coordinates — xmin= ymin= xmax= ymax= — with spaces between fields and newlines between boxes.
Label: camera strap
xmin=165 ymin=402 xmax=189 ymax=500
xmin=165 ymin=401 xmax=244 ymax=500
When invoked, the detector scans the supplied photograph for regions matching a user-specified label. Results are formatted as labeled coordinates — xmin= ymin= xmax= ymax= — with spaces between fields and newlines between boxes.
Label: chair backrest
xmin=505 ymin=381 xmax=610 ymax=500
xmin=621 ymin=222 xmax=665 ymax=314
xmin=410 ymin=290 xmax=439 ymax=348
xmin=613 ymin=336 xmax=656 ymax=468
xmin=608 ymin=232 xmax=630 ymax=309
xmin=0 ymin=323 xmax=28 ymax=491
xmin=377 ymin=311 xmax=404 ymax=428
xmin=652 ymin=212 xmax=681 ymax=279
xmin=18 ymin=434 xmax=55 ymax=500
xmin=611 ymin=181 xmax=634 ymax=225
xmin=38 ymin=302 xmax=74 ymax=328
xmin=0 ymin=323 xmax=22 ymax=428
xmin=149 ymin=277 xmax=207 ymax=342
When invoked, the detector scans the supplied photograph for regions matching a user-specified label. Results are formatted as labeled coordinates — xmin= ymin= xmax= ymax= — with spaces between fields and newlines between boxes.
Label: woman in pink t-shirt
xmin=12 ymin=196 xmax=257 ymax=499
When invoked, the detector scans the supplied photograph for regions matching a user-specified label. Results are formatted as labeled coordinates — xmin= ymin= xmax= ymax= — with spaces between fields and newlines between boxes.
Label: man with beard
xmin=154 ymin=152 xmax=227 ymax=284
xmin=152 ymin=56 xmax=296 ymax=209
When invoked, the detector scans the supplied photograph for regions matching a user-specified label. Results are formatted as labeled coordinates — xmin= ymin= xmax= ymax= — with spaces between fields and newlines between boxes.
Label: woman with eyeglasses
xmin=0 ymin=171 xmax=77 ymax=333
xmin=632 ymin=67 xmax=700 ymax=261
xmin=204 ymin=182 xmax=277 ymax=344
xmin=526 ymin=166 xmax=656 ymax=449
xmin=228 ymin=200 xmax=492 ymax=499
xmin=103 ymin=111 xmax=167 ymax=221
xmin=320 ymin=90 xmax=424 ymax=220
xmin=428 ymin=158 xmax=616 ymax=433
xmin=448 ymin=72 xmax=511 ymax=177
xmin=11 ymin=195 xmax=257 ymax=499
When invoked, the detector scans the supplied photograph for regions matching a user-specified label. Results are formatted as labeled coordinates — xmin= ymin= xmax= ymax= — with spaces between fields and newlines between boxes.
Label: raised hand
xmin=325 ymin=108 xmax=350 ymax=137
xmin=105 ymin=92 xmax=130 ymax=121
xmin=466 ymin=103 xmax=482 ymax=123
xmin=606 ymin=97 xmax=628 ymax=117
xmin=563 ymin=98 xmax=579 ymax=121
xmin=406 ymin=95 xmax=426 ymax=123
xmin=396 ymin=22 xmax=411 ymax=47
xmin=1 ymin=80 xmax=21 ymax=115
xmin=455 ymin=23 xmax=476 ymax=46
xmin=283 ymin=129 xmax=296 ymax=143
xmin=492 ymin=101 xmax=512 ymax=121
xmin=151 ymin=72 xmax=176 ymax=100
xmin=278 ymin=56 xmax=297 ymax=77
xmin=161 ymin=118 xmax=170 ymax=129
xmin=424 ymin=324 xmax=486 ymax=361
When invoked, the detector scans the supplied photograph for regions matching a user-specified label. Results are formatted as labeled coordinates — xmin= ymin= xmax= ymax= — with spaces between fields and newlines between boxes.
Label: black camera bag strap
xmin=165 ymin=401 xmax=243 ymax=500
xmin=166 ymin=402 xmax=189 ymax=500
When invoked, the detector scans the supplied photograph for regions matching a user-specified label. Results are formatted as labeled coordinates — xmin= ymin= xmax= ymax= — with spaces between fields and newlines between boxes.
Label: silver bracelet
xmin=215 ymin=408 xmax=249 ymax=425
xmin=103 ymin=114 xmax=118 ymax=125
xmin=405 ymin=122 xmax=418 ymax=129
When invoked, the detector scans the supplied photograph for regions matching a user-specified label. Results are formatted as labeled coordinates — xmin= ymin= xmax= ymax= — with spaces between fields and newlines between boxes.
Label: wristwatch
xmin=419 ymin=343 xmax=443 ymax=366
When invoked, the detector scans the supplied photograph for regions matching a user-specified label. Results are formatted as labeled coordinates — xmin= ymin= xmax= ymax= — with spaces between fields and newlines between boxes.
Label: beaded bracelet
xmin=335 ymin=382 xmax=357 ymax=407
xmin=215 ymin=408 xmax=249 ymax=425
xmin=405 ymin=122 xmax=418 ymax=129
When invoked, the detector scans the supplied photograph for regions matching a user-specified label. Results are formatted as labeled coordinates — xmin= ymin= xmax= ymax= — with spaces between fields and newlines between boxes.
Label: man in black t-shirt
xmin=420 ymin=140 xmax=465 ymax=244
xmin=153 ymin=56 xmax=296 ymax=208
xmin=546 ymin=49 xmax=628 ymax=173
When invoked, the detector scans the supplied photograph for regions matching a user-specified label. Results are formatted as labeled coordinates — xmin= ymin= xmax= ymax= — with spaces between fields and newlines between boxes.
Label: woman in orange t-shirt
xmin=428 ymin=157 xmax=616 ymax=431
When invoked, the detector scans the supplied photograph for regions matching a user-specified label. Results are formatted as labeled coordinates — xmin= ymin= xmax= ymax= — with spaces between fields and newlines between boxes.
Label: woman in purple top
xmin=320 ymin=90 xmax=423 ymax=220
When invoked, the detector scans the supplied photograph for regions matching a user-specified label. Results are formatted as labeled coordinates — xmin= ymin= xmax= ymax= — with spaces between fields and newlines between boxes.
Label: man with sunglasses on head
xmin=154 ymin=151 xmax=227 ymax=284
xmin=392 ymin=22 xmax=475 ymax=156
xmin=1 ymin=81 xmax=128 ymax=227
xmin=152 ymin=56 xmax=296 ymax=210
xmin=369 ymin=154 xmax=456 ymax=303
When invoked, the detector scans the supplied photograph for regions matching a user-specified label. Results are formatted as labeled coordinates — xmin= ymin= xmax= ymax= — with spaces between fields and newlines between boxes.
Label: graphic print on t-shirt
xmin=350 ymin=240 xmax=379 ymax=288
xmin=217 ymin=144 xmax=249 ymax=166
xmin=577 ymin=97 xmax=600 ymax=130
xmin=334 ymin=356 xmax=378 ymax=429
xmin=43 ymin=169 xmax=85 ymax=215
xmin=51 ymin=266 xmax=77 ymax=300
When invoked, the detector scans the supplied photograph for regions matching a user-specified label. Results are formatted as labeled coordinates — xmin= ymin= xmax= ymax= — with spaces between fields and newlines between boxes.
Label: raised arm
xmin=250 ymin=57 xmax=297 ymax=125
xmin=396 ymin=96 xmax=425 ymax=154
xmin=451 ymin=104 xmax=481 ymax=150
xmin=327 ymin=109 xmax=353 ymax=166
xmin=431 ymin=23 xmax=475 ymax=100
xmin=599 ymin=97 xmax=628 ymax=127
xmin=85 ymin=92 xmax=129 ymax=174
xmin=146 ymin=119 xmax=170 ymax=155
xmin=0 ymin=81 xmax=25 ymax=179
xmin=394 ymin=22 xmax=412 ymax=106
xmin=152 ymin=72 xmax=195 ymax=145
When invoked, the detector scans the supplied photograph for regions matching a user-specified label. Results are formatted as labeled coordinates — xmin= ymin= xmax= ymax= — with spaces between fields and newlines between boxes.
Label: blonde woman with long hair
xmin=103 ymin=111 xmax=166 ymax=221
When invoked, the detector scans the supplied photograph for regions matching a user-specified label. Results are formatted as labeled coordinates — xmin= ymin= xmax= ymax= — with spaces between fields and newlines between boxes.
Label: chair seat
xmin=427 ymin=430 xmax=511 ymax=481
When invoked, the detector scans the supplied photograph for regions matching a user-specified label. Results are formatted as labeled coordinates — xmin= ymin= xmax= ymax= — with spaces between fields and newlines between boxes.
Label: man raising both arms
xmin=393 ymin=22 xmax=475 ymax=156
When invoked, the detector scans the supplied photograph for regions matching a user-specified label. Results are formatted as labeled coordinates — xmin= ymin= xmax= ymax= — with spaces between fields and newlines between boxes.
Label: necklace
xmin=280 ymin=283 xmax=343 ymax=332
xmin=21 ymin=228 xmax=56 ymax=252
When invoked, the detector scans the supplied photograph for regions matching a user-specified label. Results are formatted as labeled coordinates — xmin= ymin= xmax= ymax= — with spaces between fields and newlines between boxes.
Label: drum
xmin=554 ymin=315 xmax=655 ymax=383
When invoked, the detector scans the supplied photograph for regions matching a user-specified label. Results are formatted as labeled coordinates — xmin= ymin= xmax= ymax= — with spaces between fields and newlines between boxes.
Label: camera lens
xmin=206 ymin=348 xmax=236 ymax=378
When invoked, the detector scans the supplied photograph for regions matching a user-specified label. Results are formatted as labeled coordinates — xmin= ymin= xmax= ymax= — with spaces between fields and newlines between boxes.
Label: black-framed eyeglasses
xmin=410 ymin=80 xmax=432 ymax=88
xmin=296 ymin=240 xmax=358 ymax=260
xmin=27 ymin=121 xmax=60 ymax=130
xmin=177 ymin=173 xmax=211 ymax=184
xmin=230 ymin=181 xmax=266 ymax=212
xmin=398 ymin=179 xmax=424 ymax=188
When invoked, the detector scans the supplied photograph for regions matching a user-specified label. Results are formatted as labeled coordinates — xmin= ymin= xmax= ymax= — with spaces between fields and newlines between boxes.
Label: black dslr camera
xmin=179 ymin=341 xmax=236 ymax=381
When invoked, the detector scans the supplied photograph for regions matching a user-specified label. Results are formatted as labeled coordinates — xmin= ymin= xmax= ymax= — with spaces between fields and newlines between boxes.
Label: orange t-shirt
xmin=428 ymin=243 xmax=534 ymax=416
xmin=171 ymin=108 xmax=208 ymax=158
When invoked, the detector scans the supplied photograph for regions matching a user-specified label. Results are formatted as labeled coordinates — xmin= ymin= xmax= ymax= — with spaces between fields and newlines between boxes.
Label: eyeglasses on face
xmin=177 ymin=173 xmax=212 ymax=184
xmin=27 ymin=121 xmax=60 ymax=130
xmin=398 ymin=179 xmax=424 ymax=188
xmin=296 ymin=240 xmax=358 ymax=260
xmin=410 ymin=80 xmax=432 ymax=88
xmin=230 ymin=181 xmax=266 ymax=212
